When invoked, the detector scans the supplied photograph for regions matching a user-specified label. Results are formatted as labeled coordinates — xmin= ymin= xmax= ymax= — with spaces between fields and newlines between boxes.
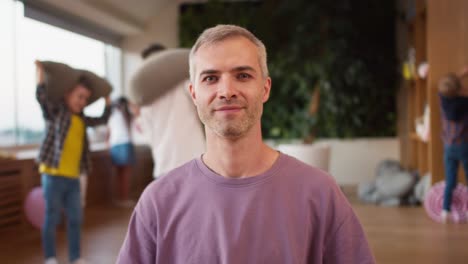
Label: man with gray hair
xmin=117 ymin=24 xmax=375 ymax=264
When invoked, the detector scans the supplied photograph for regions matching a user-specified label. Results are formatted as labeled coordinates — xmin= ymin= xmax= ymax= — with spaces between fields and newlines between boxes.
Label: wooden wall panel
xmin=0 ymin=160 xmax=24 ymax=230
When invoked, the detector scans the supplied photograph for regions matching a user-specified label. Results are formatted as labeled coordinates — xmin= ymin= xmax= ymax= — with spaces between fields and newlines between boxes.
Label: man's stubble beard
xmin=198 ymin=98 xmax=263 ymax=139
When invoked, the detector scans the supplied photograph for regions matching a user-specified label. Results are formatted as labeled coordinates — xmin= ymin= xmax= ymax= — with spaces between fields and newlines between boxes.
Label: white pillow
xmin=41 ymin=61 xmax=112 ymax=105
xmin=129 ymin=49 xmax=190 ymax=106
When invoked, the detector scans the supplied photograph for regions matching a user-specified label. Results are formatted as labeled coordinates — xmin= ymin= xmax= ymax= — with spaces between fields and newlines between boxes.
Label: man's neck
xmin=202 ymin=126 xmax=279 ymax=178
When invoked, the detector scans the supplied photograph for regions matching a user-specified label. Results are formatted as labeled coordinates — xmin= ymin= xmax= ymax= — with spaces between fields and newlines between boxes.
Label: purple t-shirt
xmin=117 ymin=153 xmax=375 ymax=264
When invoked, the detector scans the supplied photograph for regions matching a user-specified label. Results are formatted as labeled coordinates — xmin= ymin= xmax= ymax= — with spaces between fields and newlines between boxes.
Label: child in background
xmin=108 ymin=97 xmax=136 ymax=206
xmin=438 ymin=66 xmax=468 ymax=223
xmin=35 ymin=61 xmax=111 ymax=264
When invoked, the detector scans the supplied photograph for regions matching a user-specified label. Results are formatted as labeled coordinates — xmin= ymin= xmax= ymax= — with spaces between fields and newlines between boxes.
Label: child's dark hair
xmin=438 ymin=73 xmax=461 ymax=97
xmin=141 ymin=43 xmax=166 ymax=59
xmin=112 ymin=97 xmax=133 ymax=129
xmin=66 ymin=75 xmax=92 ymax=98
xmin=77 ymin=75 xmax=93 ymax=91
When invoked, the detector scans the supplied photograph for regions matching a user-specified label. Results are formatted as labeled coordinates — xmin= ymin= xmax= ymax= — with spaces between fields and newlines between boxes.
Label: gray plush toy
xmin=358 ymin=160 xmax=418 ymax=206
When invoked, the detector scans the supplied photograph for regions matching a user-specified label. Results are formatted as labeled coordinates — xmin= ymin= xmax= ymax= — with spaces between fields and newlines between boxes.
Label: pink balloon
xmin=24 ymin=187 xmax=45 ymax=229
xmin=424 ymin=181 xmax=468 ymax=223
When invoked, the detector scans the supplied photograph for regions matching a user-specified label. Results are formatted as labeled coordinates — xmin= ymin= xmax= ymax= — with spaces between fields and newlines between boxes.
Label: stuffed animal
xmin=413 ymin=173 xmax=430 ymax=203
xmin=358 ymin=160 xmax=418 ymax=206
xmin=40 ymin=61 xmax=112 ymax=105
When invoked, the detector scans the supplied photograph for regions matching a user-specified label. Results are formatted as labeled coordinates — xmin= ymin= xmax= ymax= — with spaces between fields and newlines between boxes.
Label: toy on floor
xmin=358 ymin=160 xmax=418 ymax=206
xmin=424 ymin=181 xmax=467 ymax=223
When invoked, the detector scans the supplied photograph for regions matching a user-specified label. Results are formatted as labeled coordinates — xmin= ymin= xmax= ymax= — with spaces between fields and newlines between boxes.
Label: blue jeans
xmin=443 ymin=143 xmax=468 ymax=211
xmin=42 ymin=174 xmax=82 ymax=262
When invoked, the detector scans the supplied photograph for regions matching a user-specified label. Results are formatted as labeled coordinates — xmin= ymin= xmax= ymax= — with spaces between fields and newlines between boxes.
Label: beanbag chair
xmin=129 ymin=49 xmax=190 ymax=106
xmin=40 ymin=61 xmax=112 ymax=105
xmin=424 ymin=181 xmax=467 ymax=223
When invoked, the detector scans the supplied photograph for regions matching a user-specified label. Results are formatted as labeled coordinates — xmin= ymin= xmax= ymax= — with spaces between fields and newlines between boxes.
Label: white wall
xmin=317 ymin=138 xmax=400 ymax=185
xmin=121 ymin=1 xmax=180 ymax=95
xmin=277 ymin=138 xmax=400 ymax=185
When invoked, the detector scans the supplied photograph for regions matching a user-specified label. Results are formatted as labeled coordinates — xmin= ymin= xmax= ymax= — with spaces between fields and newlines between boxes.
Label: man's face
xmin=65 ymin=84 xmax=91 ymax=114
xmin=189 ymin=36 xmax=271 ymax=139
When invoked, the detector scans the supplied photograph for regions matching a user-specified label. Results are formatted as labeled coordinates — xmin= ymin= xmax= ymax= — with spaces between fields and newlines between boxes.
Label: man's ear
xmin=262 ymin=77 xmax=272 ymax=103
xmin=189 ymin=82 xmax=197 ymax=105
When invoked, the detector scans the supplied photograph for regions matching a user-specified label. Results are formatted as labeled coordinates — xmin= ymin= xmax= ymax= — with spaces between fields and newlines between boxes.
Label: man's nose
xmin=218 ymin=78 xmax=237 ymax=100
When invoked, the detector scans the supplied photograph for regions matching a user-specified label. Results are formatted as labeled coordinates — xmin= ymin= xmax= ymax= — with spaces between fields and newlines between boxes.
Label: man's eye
xmin=238 ymin=73 xmax=251 ymax=80
xmin=202 ymin=76 xmax=218 ymax=83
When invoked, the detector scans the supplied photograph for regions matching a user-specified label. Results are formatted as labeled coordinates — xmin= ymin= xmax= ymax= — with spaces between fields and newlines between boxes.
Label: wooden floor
xmin=0 ymin=207 xmax=133 ymax=264
xmin=345 ymin=187 xmax=468 ymax=264
xmin=1 ymin=189 xmax=467 ymax=264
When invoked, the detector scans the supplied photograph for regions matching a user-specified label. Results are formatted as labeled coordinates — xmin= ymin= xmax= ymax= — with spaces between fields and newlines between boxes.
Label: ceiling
xmin=32 ymin=0 xmax=205 ymax=36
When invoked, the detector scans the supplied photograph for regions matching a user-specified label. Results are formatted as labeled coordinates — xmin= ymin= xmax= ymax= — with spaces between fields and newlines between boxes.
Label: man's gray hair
xmin=189 ymin=24 xmax=268 ymax=81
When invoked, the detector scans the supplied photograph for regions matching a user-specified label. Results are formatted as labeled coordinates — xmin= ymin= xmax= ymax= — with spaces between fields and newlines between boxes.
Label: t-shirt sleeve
xmin=116 ymin=193 xmax=157 ymax=263
xmin=322 ymin=208 xmax=376 ymax=264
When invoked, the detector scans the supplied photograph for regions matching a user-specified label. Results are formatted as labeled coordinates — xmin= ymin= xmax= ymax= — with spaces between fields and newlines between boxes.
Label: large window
xmin=0 ymin=1 xmax=121 ymax=147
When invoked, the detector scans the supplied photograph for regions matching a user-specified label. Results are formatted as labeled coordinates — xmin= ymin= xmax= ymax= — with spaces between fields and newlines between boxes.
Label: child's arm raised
xmin=457 ymin=66 xmax=468 ymax=97
xmin=35 ymin=60 xmax=59 ymax=120
xmin=83 ymin=95 xmax=112 ymax=127
xmin=457 ymin=66 xmax=468 ymax=79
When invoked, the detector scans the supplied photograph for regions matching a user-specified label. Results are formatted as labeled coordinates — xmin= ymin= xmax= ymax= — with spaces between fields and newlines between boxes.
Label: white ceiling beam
xmin=37 ymin=0 xmax=145 ymax=35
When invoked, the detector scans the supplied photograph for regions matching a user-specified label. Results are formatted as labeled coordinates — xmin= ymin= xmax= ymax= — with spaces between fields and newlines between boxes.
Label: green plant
xmin=179 ymin=0 xmax=397 ymax=140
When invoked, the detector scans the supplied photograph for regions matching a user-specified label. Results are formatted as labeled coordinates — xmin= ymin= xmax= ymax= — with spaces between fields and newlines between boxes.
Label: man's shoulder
xmin=144 ymin=159 xmax=199 ymax=194
xmin=160 ymin=158 xmax=199 ymax=180
xmin=280 ymin=153 xmax=335 ymax=184
xmin=279 ymin=153 xmax=351 ymax=220
xmin=135 ymin=159 xmax=200 ymax=218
